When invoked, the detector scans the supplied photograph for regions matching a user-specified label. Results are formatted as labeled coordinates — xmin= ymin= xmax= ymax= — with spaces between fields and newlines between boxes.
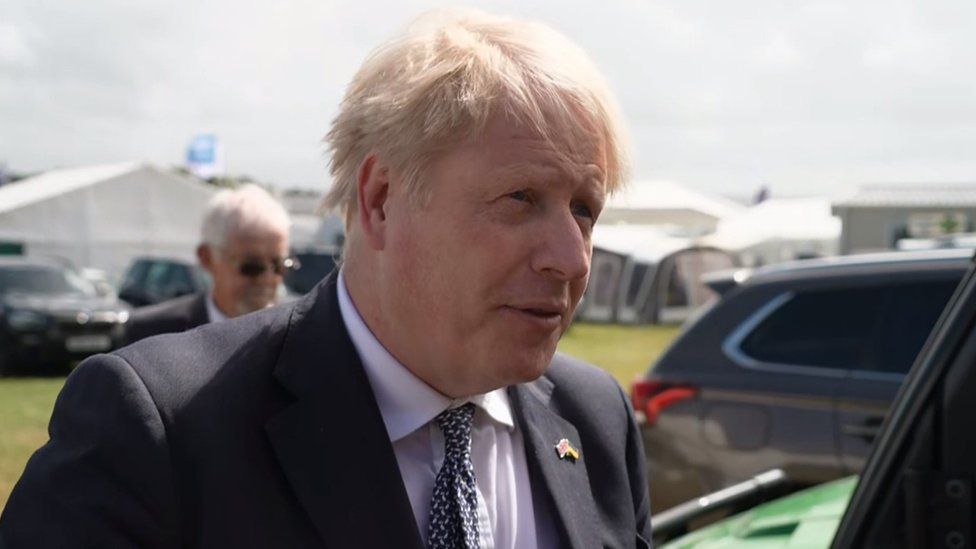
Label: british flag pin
xmin=554 ymin=438 xmax=580 ymax=462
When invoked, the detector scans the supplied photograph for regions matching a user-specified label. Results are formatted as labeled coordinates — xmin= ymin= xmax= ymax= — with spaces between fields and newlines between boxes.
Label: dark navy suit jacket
xmin=123 ymin=292 xmax=210 ymax=346
xmin=0 ymin=273 xmax=652 ymax=548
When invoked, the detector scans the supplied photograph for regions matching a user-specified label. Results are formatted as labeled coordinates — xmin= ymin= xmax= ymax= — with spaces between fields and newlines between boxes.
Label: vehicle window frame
xmin=723 ymin=290 xmax=904 ymax=382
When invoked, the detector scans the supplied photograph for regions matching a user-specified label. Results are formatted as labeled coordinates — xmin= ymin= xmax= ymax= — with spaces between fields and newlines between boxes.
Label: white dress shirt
xmin=337 ymin=270 xmax=546 ymax=549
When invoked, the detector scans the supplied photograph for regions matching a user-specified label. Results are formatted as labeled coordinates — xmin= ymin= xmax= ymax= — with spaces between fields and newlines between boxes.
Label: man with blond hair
xmin=1 ymin=10 xmax=652 ymax=549
xmin=123 ymin=184 xmax=294 ymax=344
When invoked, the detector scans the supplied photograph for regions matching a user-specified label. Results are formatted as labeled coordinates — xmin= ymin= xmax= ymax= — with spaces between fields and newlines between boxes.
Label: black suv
xmin=0 ymin=257 xmax=131 ymax=374
xmin=633 ymin=249 xmax=969 ymax=512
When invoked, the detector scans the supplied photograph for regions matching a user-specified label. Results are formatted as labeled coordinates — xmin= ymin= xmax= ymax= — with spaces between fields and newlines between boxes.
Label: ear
xmin=197 ymin=244 xmax=214 ymax=273
xmin=356 ymin=153 xmax=391 ymax=250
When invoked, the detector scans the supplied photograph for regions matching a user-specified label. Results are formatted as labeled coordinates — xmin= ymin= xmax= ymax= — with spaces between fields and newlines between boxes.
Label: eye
xmin=508 ymin=189 xmax=531 ymax=203
xmin=571 ymin=201 xmax=596 ymax=223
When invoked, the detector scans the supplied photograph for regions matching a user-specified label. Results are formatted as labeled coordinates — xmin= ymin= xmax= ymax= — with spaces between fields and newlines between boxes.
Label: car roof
xmin=0 ymin=256 xmax=70 ymax=269
xmin=704 ymin=248 xmax=974 ymax=295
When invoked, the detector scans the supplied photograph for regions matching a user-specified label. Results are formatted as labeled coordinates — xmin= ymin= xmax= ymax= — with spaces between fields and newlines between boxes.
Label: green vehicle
xmin=655 ymin=249 xmax=976 ymax=548
xmin=660 ymin=476 xmax=857 ymax=548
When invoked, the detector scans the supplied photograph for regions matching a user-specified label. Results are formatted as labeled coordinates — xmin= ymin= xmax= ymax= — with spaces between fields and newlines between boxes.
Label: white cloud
xmin=0 ymin=22 xmax=36 ymax=68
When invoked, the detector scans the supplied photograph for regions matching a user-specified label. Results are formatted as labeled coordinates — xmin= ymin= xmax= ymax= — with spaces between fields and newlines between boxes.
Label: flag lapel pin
xmin=554 ymin=438 xmax=580 ymax=462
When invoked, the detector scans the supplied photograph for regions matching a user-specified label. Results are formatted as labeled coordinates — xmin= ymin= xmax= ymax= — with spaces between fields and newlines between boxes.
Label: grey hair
xmin=322 ymin=8 xmax=630 ymax=221
xmin=200 ymin=184 xmax=291 ymax=250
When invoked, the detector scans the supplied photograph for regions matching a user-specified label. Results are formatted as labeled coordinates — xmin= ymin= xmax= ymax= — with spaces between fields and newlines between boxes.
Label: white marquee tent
xmin=701 ymin=197 xmax=841 ymax=267
xmin=579 ymin=224 xmax=737 ymax=324
xmin=600 ymin=181 xmax=746 ymax=235
xmin=0 ymin=162 xmax=217 ymax=280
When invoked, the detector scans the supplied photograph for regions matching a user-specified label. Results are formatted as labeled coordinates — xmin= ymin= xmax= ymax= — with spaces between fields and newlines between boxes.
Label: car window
xmin=164 ymin=265 xmax=195 ymax=297
xmin=869 ymin=280 xmax=959 ymax=375
xmin=120 ymin=260 xmax=149 ymax=290
xmin=740 ymin=279 xmax=959 ymax=374
xmin=143 ymin=263 xmax=195 ymax=299
xmin=741 ymin=286 xmax=885 ymax=371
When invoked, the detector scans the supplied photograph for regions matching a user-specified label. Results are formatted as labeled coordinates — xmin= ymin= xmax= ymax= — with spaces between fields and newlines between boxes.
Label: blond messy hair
xmin=323 ymin=9 xmax=630 ymax=220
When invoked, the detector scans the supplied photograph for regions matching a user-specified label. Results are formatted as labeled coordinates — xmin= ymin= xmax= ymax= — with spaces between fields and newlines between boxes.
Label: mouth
xmin=504 ymin=303 xmax=566 ymax=330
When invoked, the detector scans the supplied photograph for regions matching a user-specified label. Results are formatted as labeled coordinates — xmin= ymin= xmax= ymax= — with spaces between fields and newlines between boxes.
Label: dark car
xmin=118 ymin=256 xmax=210 ymax=307
xmin=283 ymin=246 xmax=340 ymax=295
xmin=657 ymin=248 xmax=976 ymax=547
xmin=633 ymin=249 xmax=970 ymax=513
xmin=0 ymin=257 xmax=130 ymax=374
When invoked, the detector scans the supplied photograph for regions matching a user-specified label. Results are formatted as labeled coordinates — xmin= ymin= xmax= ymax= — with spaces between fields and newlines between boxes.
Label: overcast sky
xmin=2 ymin=0 xmax=975 ymax=199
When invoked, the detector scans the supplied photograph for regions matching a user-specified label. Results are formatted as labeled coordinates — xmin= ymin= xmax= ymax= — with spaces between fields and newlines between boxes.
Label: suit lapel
xmin=264 ymin=274 xmax=424 ymax=549
xmin=510 ymin=379 xmax=601 ymax=549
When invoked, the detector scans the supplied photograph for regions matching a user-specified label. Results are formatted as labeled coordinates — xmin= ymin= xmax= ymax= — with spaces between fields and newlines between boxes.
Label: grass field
xmin=0 ymin=322 xmax=680 ymax=510
xmin=558 ymin=323 xmax=681 ymax=388
xmin=0 ymin=377 xmax=64 ymax=510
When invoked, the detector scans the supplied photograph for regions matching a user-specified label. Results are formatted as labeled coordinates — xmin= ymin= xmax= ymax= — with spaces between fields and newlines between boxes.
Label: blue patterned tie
xmin=427 ymin=403 xmax=480 ymax=549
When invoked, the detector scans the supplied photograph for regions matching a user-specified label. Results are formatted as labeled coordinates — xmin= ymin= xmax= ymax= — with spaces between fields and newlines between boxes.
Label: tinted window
xmin=741 ymin=279 xmax=959 ymax=374
xmin=741 ymin=286 xmax=885 ymax=370
xmin=120 ymin=260 xmax=149 ymax=291
xmin=144 ymin=263 xmax=195 ymax=299
xmin=870 ymin=280 xmax=959 ymax=374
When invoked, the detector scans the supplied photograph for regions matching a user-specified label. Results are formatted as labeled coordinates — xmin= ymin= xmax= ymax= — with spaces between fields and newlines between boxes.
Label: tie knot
xmin=436 ymin=402 xmax=475 ymax=445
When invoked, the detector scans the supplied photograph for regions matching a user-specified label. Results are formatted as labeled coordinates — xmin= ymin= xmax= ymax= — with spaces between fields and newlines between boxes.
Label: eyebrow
xmin=492 ymin=162 xmax=605 ymax=187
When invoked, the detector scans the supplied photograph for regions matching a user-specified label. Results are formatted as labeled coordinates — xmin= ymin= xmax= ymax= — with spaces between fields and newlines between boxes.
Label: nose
xmin=530 ymin=210 xmax=590 ymax=282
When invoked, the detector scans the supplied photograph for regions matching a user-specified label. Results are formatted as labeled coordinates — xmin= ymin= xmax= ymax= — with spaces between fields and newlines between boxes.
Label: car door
xmin=835 ymin=277 xmax=961 ymax=474
xmin=832 ymin=255 xmax=976 ymax=548
xmin=712 ymin=283 xmax=869 ymax=489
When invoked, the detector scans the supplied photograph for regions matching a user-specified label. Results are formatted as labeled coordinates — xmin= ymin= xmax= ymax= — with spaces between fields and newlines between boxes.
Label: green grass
xmin=0 ymin=377 xmax=64 ymax=510
xmin=558 ymin=322 xmax=681 ymax=388
xmin=0 ymin=322 xmax=681 ymax=510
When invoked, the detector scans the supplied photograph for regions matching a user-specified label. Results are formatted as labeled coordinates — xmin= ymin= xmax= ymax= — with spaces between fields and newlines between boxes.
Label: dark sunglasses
xmin=238 ymin=256 xmax=300 ymax=278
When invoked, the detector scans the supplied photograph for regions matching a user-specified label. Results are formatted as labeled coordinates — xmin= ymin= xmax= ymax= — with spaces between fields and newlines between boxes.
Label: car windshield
xmin=0 ymin=266 xmax=97 ymax=297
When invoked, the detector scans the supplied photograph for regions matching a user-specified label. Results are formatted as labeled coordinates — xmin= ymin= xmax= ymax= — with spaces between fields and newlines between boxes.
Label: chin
xmin=500 ymin=347 xmax=557 ymax=385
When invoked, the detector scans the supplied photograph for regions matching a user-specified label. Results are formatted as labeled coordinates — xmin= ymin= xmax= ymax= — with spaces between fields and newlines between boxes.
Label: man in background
xmin=123 ymin=184 xmax=293 ymax=344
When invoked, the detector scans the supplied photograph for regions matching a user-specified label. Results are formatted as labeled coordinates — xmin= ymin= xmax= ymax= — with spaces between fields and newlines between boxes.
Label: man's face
xmin=202 ymin=227 xmax=289 ymax=318
xmin=374 ymin=113 xmax=607 ymax=397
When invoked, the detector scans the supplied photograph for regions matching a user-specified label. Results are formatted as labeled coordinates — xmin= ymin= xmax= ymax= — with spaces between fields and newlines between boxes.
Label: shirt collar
xmin=336 ymin=268 xmax=514 ymax=442
xmin=206 ymin=292 xmax=228 ymax=323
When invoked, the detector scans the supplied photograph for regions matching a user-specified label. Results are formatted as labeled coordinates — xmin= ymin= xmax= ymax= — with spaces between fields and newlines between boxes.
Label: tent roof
xmin=702 ymin=197 xmax=841 ymax=250
xmin=593 ymin=224 xmax=696 ymax=262
xmin=607 ymin=180 xmax=746 ymax=220
xmin=833 ymin=184 xmax=976 ymax=208
xmin=0 ymin=162 xmax=144 ymax=215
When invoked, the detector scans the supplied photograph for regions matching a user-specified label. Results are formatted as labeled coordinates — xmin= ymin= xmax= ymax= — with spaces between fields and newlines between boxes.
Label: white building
xmin=832 ymin=185 xmax=976 ymax=255
xmin=0 ymin=162 xmax=217 ymax=280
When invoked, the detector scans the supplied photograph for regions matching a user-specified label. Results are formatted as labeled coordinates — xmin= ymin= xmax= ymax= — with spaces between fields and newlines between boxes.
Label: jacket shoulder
xmin=124 ymin=293 xmax=206 ymax=342
xmin=114 ymin=300 xmax=296 ymax=411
